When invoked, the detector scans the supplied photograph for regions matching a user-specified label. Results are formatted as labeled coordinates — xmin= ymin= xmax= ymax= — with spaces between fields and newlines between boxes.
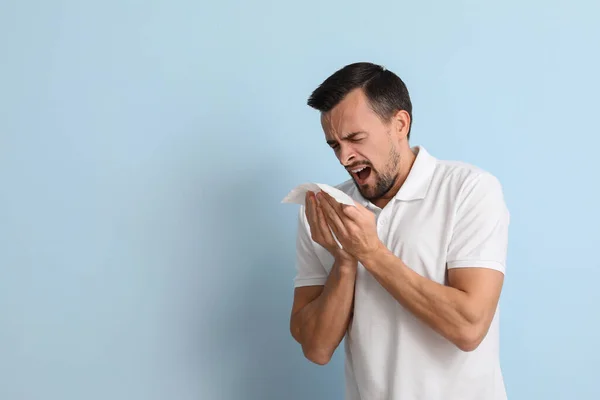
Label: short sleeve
xmin=293 ymin=206 xmax=329 ymax=287
xmin=446 ymin=173 xmax=510 ymax=273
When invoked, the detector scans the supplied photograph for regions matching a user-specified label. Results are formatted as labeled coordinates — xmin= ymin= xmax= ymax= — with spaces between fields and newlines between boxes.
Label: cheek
xmin=360 ymin=141 xmax=383 ymax=160
xmin=353 ymin=145 xmax=372 ymax=162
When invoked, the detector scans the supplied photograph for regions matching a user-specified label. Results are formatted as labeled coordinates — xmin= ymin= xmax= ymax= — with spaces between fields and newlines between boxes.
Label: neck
xmin=372 ymin=145 xmax=417 ymax=209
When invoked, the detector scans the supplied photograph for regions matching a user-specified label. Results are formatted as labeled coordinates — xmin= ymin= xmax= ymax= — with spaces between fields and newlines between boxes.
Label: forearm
xmin=361 ymin=247 xmax=484 ymax=351
xmin=293 ymin=260 xmax=356 ymax=364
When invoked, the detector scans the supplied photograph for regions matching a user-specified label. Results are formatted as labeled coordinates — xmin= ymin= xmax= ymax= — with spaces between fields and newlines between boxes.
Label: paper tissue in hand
xmin=281 ymin=183 xmax=356 ymax=206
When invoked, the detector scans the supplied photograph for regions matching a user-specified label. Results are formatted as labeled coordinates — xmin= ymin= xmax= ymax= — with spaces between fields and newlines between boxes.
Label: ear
xmin=392 ymin=109 xmax=410 ymax=140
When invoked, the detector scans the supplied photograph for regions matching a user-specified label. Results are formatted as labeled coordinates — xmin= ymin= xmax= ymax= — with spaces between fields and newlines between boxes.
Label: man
xmin=289 ymin=62 xmax=510 ymax=400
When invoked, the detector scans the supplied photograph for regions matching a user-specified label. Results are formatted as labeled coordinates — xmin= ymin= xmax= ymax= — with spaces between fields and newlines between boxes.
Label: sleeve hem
xmin=447 ymin=260 xmax=505 ymax=273
xmin=294 ymin=277 xmax=327 ymax=287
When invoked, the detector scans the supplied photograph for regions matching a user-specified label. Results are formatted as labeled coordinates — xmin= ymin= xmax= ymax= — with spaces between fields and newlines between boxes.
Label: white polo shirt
xmin=293 ymin=146 xmax=510 ymax=400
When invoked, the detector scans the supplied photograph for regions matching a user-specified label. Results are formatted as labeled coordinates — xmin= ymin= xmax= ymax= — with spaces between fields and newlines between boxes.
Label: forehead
xmin=320 ymin=89 xmax=382 ymax=138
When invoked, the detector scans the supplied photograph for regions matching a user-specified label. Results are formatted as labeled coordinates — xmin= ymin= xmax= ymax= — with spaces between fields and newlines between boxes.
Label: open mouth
xmin=350 ymin=166 xmax=372 ymax=184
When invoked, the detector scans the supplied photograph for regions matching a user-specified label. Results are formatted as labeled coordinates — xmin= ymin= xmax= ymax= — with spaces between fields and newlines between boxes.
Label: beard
xmin=354 ymin=144 xmax=401 ymax=201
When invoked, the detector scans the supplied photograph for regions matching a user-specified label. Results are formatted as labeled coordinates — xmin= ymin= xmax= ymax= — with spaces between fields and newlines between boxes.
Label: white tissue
xmin=281 ymin=183 xmax=356 ymax=206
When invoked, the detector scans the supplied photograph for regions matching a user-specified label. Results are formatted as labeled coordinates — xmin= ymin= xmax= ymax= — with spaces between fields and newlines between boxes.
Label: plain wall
xmin=1 ymin=1 xmax=599 ymax=399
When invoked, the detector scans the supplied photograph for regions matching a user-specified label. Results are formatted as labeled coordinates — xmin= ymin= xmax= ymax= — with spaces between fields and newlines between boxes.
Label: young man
xmin=289 ymin=62 xmax=510 ymax=400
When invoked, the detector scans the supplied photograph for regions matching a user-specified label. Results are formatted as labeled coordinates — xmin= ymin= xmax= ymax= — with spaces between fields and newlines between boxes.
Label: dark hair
xmin=307 ymin=62 xmax=413 ymax=139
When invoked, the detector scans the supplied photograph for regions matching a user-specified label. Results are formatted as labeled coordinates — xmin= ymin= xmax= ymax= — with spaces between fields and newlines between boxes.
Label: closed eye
xmin=345 ymin=131 xmax=367 ymax=142
xmin=326 ymin=131 xmax=367 ymax=149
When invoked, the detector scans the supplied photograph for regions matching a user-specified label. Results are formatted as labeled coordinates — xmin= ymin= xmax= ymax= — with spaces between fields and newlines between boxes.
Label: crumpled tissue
xmin=281 ymin=183 xmax=356 ymax=206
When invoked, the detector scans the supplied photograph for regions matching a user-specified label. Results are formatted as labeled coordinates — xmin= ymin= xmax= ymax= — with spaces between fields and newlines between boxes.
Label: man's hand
xmin=317 ymin=191 xmax=383 ymax=260
xmin=305 ymin=191 xmax=356 ymax=265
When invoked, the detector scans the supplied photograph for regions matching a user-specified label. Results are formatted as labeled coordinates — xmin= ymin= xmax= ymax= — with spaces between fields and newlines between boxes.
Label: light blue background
xmin=1 ymin=1 xmax=598 ymax=399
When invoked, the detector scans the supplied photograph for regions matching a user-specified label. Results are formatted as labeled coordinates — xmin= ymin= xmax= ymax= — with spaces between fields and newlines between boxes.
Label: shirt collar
xmin=351 ymin=145 xmax=437 ymax=207
xmin=394 ymin=145 xmax=437 ymax=201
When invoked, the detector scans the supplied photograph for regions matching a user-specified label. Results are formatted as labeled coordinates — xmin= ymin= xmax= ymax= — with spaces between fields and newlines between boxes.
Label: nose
xmin=338 ymin=143 xmax=356 ymax=166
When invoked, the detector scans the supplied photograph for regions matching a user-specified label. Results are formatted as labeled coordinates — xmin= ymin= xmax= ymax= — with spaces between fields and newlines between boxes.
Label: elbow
xmin=454 ymin=324 xmax=486 ymax=352
xmin=455 ymin=337 xmax=482 ymax=352
xmin=290 ymin=322 xmax=333 ymax=365
xmin=302 ymin=344 xmax=333 ymax=365
xmin=306 ymin=352 xmax=332 ymax=366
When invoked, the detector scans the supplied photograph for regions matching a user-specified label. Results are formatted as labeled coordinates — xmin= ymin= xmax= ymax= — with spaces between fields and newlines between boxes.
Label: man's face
xmin=321 ymin=88 xmax=402 ymax=201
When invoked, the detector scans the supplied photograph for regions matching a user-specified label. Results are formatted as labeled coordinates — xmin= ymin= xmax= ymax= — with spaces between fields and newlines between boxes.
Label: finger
xmin=342 ymin=204 xmax=360 ymax=220
xmin=316 ymin=203 xmax=340 ymax=249
xmin=319 ymin=194 xmax=364 ymax=240
xmin=322 ymin=192 xmax=361 ymax=232
xmin=322 ymin=192 xmax=345 ymax=218
xmin=305 ymin=192 xmax=319 ymax=227
xmin=304 ymin=191 xmax=312 ymax=219
xmin=318 ymin=192 xmax=347 ymax=236
xmin=339 ymin=198 xmax=371 ymax=222
xmin=306 ymin=191 xmax=337 ymax=247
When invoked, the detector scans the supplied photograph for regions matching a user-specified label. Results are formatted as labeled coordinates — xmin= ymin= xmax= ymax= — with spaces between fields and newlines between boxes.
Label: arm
xmin=318 ymin=173 xmax=509 ymax=352
xmin=290 ymin=258 xmax=356 ymax=365
xmin=289 ymin=191 xmax=357 ymax=365
xmin=360 ymin=250 xmax=503 ymax=351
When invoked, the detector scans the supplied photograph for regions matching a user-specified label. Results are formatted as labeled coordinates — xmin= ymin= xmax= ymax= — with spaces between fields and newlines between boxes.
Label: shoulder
xmin=428 ymin=155 xmax=508 ymax=219
xmin=436 ymin=158 xmax=498 ymax=182
xmin=439 ymin=163 xmax=508 ymax=231
xmin=433 ymin=157 xmax=504 ymax=196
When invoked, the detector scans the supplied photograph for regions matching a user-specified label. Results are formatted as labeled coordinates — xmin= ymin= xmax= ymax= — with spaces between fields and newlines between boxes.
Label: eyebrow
xmin=326 ymin=131 xmax=366 ymax=146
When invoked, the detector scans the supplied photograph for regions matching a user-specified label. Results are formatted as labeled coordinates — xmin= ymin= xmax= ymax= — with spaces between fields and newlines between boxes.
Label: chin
xmin=356 ymin=183 xmax=375 ymax=199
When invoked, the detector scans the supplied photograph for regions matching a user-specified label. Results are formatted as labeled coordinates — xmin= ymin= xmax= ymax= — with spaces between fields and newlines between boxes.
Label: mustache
xmin=345 ymin=161 xmax=373 ymax=170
